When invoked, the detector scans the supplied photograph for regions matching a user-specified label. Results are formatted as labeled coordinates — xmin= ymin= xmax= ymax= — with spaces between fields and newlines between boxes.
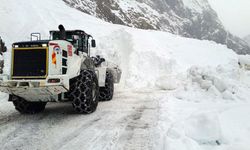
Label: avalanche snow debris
xmin=238 ymin=55 xmax=250 ymax=70
xmin=185 ymin=112 xmax=222 ymax=144
xmin=155 ymin=75 xmax=180 ymax=91
xmin=186 ymin=64 xmax=242 ymax=100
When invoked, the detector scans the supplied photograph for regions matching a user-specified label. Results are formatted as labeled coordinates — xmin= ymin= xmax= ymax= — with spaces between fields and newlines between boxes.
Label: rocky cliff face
xmin=63 ymin=0 xmax=250 ymax=54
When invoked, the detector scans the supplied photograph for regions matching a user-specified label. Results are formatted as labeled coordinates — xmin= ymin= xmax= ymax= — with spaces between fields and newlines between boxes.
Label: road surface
xmin=0 ymin=89 xmax=170 ymax=150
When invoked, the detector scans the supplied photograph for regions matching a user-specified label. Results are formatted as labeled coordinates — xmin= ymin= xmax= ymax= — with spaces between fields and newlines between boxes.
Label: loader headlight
xmin=42 ymin=44 xmax=48 ymax=47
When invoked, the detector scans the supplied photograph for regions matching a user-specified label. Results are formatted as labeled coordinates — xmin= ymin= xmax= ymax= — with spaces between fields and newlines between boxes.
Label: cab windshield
xmin=51 ymin=31 xmax=76 ymax=42
xmin=51 ymin=31 xmax=88 ymax=54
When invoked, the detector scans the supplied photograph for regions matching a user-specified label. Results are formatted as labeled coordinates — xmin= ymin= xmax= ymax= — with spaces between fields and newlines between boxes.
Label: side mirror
xmin=91 ymin=39 xmax=96 ymax=48
xmin=100 ymin=58 xmax=105 ymax=63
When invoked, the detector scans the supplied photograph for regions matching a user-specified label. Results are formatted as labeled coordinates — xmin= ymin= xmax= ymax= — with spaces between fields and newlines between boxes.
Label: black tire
xmin=70 ymin=70 xmax=99 ymax=114
xmin=99 ymin=70 xmax=114 ymax=101
xmin=11 ymin=95 xmax=47 ymax=114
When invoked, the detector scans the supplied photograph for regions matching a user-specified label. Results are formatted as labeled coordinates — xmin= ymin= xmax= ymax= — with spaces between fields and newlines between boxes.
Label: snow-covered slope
xmin=0 ymin=0 xmax=250 ymax=150
xmin=183 ymin=0 xmax=211 ymax=13
xmin=244 ymin=35 xmax=250 ymax=46
xmin=63 ymin=0 xmax=250 ymax=54
xmin=0 ymin=0 xmax=238 ymax=89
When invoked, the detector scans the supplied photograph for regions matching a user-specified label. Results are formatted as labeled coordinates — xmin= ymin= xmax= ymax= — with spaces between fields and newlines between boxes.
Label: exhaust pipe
xmin=58 ymin=24 xmax=66 ymax=40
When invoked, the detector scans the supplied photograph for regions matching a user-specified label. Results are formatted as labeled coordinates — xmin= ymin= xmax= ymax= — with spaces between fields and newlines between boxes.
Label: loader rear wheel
xmin=70 ymin=70 xmax=99 ymax=114
xmin=10 ymin=95 xmax=47 ymax=114
xmin=99 ymin=70 xmax=114 ymax=101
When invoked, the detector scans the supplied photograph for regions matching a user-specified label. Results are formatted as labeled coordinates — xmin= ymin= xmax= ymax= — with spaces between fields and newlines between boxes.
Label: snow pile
xmin=238 ymin=55 xmax=250 ymax=70
xmin=185 ymin=112 xmax=222 ymax=144
xmin=155 ymin=75 xmax=180 ymax=90
xmin=160 ymin=94 xmax=250 ymax=150
xmin=187 ymin=65 xmax=237 ymax=99
xmin=219 ymin=106 xmax=250 ymax=150
xmin=165 ymin=111 xmax=222 ymax=150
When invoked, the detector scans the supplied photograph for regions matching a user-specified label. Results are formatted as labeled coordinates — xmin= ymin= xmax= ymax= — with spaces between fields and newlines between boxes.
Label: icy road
xmin=0 ymin=87 xmax=250 ymax=150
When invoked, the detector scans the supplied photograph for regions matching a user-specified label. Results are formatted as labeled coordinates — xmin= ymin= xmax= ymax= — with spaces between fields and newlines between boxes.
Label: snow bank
xmin=163 ymin=101 xmax=250 ymax=150
xmin=165 ymin=112 xmax=222 ymax=150
xmin=220 ymin=106 xmax=250 ymax=148
xmin=155 ymin=75 xmax=180 ymax=90
xmin=238 ymin=55 xmax=250 ymax=70
xmin=0 ymin=0 xmax=239 ymax=90
xmin=182 ymin=59 xmax=247 ymax=101
xmin=185 ymin=112 xmax=222 ymax=144
xmin=188 ymin=66 xmax=229 ymax=92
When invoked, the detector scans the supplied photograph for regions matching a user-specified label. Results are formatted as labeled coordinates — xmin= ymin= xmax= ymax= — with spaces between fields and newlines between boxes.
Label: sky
xmin=208 ymin=0 xmax=250 ymax=38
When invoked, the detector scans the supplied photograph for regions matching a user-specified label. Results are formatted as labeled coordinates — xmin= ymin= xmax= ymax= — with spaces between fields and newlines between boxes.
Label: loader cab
xmin=50 ymin=30 xmax=96 ymax=55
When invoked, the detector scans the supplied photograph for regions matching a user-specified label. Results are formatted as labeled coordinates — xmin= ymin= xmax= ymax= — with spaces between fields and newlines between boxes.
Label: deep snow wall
xmin=0 ymin=0 xmax=239 ymax=89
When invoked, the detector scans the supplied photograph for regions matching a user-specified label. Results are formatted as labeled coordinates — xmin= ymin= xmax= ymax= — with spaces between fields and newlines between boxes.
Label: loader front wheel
xmin=11 ymin=95 xmax=47 ymax=114
xmin=70 ymin=70 xmax=99 ymax=114
xmin=99 ymin=70 xmax=114 ymax=101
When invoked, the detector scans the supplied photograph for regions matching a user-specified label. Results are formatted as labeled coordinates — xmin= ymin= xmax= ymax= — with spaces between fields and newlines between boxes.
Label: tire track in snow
xmin=53 ymin=114 xmax=106 ymax=150
xmin=56 ymin=105 xmax=143 ymax=149
xmin=0 ymin=114 xmax=50 ymax=150
xmin=54 ymin=91 xmax=161 ymax=150
xmin=0 ymin=90 xmax=165 ymax=150
xmin=113 ymin=93 xmax=160 ymax=150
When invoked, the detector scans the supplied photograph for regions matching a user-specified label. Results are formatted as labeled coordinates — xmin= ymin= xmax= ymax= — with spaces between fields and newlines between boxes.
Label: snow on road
xmin=1 ymin=87 xmax=250 ymax=150
xmin=0 ymin=89 xmax=160 ymax=150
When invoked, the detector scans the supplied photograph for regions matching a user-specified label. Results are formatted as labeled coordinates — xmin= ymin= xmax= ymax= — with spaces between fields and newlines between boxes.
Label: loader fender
xmin=96 ymin=67 xmax=107 ymax=87
xmin=81 ymin=57 xmax=95 ymax=70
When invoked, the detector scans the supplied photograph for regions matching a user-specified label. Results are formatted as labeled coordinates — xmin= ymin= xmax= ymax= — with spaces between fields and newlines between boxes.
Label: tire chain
xmin=11 ymin=95 xmax=46 ymax=114
xmin=70 ymin=70 xmax=99 ymax=114
xmin=99 ymin=71 xmax=114 ymax=101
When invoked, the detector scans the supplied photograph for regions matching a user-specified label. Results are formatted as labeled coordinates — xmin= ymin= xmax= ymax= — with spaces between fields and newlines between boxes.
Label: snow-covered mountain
xmin=63 ymin=0 xmax=250 ymax=54
xmin=244 ymin=35 xmax=250 ymax=46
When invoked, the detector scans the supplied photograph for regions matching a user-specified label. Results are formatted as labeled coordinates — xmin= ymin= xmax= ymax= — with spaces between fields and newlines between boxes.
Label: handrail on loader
xmin=31 ymin=33 xmax=41 ymax=41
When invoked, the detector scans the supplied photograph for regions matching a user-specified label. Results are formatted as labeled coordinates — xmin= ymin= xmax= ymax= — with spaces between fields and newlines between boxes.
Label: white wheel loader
xmin=0 ymin=25 xmax=121 ymax=114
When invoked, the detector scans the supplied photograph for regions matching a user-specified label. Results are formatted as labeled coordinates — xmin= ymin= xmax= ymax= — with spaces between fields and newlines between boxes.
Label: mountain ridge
xmin=62 ymin=0 xmax=250 ymax=54
xmin=244 ymin=35 xmax=250 ymax=46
